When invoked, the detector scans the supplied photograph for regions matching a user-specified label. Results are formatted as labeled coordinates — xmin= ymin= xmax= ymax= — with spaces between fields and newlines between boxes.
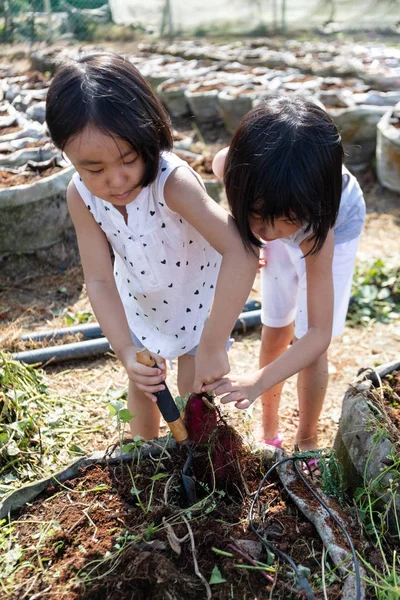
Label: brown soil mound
xmin=2 ymin=428 xmax=346 ymax=600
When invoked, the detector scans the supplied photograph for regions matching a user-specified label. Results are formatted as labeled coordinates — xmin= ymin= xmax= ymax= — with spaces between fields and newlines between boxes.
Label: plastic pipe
xmin=13 ymin=337 xmax=111 ymax=365
xmin=17 ymin=299 xmax=262 ymax=344
xmin=12 ymin=309 xmax=262 ymax=365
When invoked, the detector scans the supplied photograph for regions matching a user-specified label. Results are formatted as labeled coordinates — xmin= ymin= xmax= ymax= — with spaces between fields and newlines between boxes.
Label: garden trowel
xmin=136 ymin=348 xmax=197 ymax=505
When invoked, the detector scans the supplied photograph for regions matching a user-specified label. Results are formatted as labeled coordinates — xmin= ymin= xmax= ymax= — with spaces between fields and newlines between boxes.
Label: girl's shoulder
xmin=341 ymin=166 xmax=364 ymax=204
xmin=71 ymin=171 xmax=91 ymax=206
xmin=156 ymin=151 xmax=206 ymax=197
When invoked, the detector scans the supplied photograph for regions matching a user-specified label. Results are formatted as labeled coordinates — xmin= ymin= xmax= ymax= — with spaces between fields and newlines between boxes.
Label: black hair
xmin=46 ymin=52 xmax=173 ymax=188
xmin=224 ymin=93 xmax=343 ymax=254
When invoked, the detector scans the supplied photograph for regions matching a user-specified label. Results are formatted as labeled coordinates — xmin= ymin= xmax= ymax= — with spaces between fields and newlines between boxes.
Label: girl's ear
xmin=212 ymin=147 xmax=229 ymax=180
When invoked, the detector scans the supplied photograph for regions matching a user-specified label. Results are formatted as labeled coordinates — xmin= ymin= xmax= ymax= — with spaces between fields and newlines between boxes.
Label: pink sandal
xmin=302 ymin=457 xmax=320 ymax=477
xmin=263 ymin=433 xmax=284 ymax=448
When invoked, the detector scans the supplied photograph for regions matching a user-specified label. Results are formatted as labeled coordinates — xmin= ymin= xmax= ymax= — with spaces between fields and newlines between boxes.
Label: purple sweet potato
xmin=184 ymin=393 xmax=217 ymax=445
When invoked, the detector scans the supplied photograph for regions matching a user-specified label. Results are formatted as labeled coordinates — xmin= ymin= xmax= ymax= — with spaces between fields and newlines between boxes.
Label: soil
xmin=175 ymin=151 xmax=216 ymax=179
xmin=0 ymin=124 xmax=21 ymax=135
xmin=162 ymin=80 xmax=190 ymax=90
xmin=190 ymin=83 xmax=224 ymax=93
xmin=4 ymin=421 xmax=350 ymax=600
xmin=0 ymin=139 xmax=48 ymax=155
xmin=0 ymin=164 xmax=63 ymax=187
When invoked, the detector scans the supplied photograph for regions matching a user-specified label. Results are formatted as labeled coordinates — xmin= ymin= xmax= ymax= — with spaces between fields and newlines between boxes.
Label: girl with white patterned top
xmin=46 ymin=53 xmax=258 ymax=440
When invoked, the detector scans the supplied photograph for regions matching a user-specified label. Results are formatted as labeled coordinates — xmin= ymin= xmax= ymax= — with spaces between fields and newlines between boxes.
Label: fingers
xmin=153 ymin=356 xmax=166 ymax=371
xmin=234 ymin=399 xmax=251 ymax=409
xmin=144 ymin=392 xmax=158 ymax=403
xmin=220 ymin=389 xmax=251 ymax=409
xmin=192 ymin=379 xmax=202 ymax=394
xmin=127 ymin=363 xmax=166 ymax=396
xmin=202 ymin=378 xmax=230 ymax=393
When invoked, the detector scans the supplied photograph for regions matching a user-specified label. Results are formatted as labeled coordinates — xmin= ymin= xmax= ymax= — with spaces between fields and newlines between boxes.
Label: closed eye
xmin=87 ymin=168 xmax=103 ymax=174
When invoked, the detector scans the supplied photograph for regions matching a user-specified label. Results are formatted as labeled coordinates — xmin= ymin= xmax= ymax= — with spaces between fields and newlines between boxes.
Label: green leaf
xmin=175 ymin=394 xmax=190 ymax=414
xmin=75 ymin=311 xmax=93 ymax=323
xmin=107 ymin=403 xmax=117 ymax=417
xmin=0 ymin=432 xmax=9 ymax=447
xmin=107 ymin=400 xmax=125 ymax=417
xmin=64 ymin=313 xmax=75 ymax=326
xmin=150 ymin=472 xmax=169 ymax=482
xmin=69 ymin=444 xmax=86 ymax=455
xmin=118 ymin=409 xmax=134 ymax=423
xmin=122 ymin=442 xmax=135 ymax=453
xmin=209 ymin=565 xmax=226 ymax=584
xmin=211 ymin=547 xmax=234 ymax=557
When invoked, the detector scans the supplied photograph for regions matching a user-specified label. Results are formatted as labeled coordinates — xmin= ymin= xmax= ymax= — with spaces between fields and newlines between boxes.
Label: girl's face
xmin=64 ymin=125 xmax=146 ymax=206
xmin=248 ymin=213 xmax=300 ymax=242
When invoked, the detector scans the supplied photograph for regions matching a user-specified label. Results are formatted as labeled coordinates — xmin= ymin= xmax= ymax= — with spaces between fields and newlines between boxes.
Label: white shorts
xmin=260 ymin=236 xmax=361 ymax=339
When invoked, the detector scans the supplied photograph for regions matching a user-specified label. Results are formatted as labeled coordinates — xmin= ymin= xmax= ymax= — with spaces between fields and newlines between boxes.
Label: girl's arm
xmin=67 ymin=181 xmax=166 ymax=399
xmin=203 ymin=230 xmax=335 ymax=408
xmin=164 ymin=167 xmax=259 ymax=393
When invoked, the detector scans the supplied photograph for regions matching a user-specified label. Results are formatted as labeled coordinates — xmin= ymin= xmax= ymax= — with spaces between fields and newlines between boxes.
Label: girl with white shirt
xmin=45 ymin=53 xmax=258 ymax=440
xmin=207 ymin=95 xmax=365 ymax=465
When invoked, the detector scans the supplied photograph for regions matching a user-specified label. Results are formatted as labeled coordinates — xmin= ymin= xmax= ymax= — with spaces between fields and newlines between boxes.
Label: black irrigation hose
xmin=249 ymin=454 xmax=361 ymax=600
xmin=11 ymin=309 xmax=262 ymax=365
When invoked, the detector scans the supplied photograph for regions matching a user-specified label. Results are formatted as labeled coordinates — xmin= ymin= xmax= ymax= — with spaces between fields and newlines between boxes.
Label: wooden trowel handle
xmin=136 ymin=348 xmax=189 ymax=444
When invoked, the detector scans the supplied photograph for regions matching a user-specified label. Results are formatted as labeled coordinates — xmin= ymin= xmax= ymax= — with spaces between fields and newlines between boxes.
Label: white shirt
xmin=73 ymin=151 xmax=222 ymax=359
xmin=282 ymin=166 xmax=365 ymax=248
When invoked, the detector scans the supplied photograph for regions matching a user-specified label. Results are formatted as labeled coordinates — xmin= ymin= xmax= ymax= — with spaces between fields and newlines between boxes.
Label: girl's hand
xmin=202 ymin=371 xmax=264 ymax=409
xmin=258 ymin=255 xmax=267 ymax=270
xmin=119 ymin=346 xmax=166 ymax=402
xmin=193 ymin=345 xmax=230 ymax=394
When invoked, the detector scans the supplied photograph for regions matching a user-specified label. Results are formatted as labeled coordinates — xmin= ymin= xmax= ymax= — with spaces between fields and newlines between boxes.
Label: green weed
xmin=348 ymin=259 xmax=400 ymax=326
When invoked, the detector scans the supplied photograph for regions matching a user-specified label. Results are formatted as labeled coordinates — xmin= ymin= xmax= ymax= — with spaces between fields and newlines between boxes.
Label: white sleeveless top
xmin=282 ymin=166 xmax=366 ymax=248
xmin=73 ymin=151 xmax=222 ymax=359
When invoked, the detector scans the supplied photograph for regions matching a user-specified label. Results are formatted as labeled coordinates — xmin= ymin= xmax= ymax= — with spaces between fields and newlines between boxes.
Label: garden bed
xmin=0 ymin=164 xmax=63 ymax=187
xmin=1 ymin=433 xmax=349 ymax=600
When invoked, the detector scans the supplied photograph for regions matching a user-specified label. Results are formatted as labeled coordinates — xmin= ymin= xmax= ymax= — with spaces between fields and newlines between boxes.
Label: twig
xmin=236 ymin=459 xmax=256 ymax=496
xmin=163 ymin=473 xmax=176 ymax=505
xmin=147 ymin=439 xmax=172 ymax=459
xmin=182 ymin=515 xmax=212 ymax=600
xmin=28 ymin=586 xmax=52 ymax=599
xmin=321 ymin=546 xmax=328 ymax=600
xmin=268 ymin=569 xmax=278 ymax=599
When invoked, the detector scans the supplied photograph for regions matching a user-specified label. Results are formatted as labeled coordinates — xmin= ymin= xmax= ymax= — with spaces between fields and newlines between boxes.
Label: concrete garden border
xmin=0 ymin=436 xmax=176 ymax=520
xmin=334 ymin=358 xmax=400 ymax=533
xmin=376 ymin=106 xmax=400 ymax=193
xmin=0 ymin=164 xmax=74 ymax=254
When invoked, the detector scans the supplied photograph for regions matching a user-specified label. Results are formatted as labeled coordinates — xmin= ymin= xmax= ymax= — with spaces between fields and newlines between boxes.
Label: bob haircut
xmin=224 ymin=94 xmax=344 ymax=255
xmin=46 ymin=52 xmax=173 ymax=188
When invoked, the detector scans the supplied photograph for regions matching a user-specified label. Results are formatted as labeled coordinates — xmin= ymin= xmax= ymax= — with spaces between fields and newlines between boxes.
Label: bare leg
xmin=295 ymin=347 xmax=328 ymax=451
xmin=127 ymin=380 xmax=161 ymax=440
xmin=259 ymin=323 xmax=294 ymax=441
xmin=177 ymin=353 xmax=196 ymax=397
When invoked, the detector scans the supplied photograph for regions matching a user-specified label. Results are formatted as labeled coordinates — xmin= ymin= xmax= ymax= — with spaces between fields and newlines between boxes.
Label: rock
xmin=334 ymin=369 xmax=400 ymax=535
xmin=235 ymin=539 xmax=263 ymax=560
